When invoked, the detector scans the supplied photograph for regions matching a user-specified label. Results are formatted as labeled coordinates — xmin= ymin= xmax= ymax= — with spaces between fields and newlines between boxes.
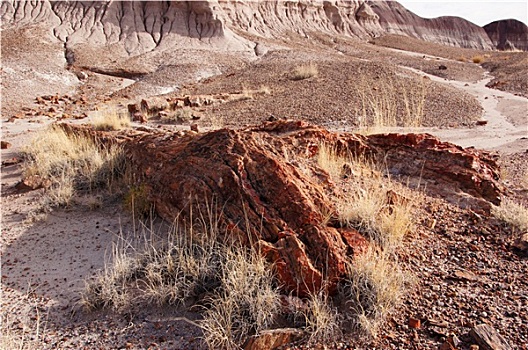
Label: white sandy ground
xmin=0 ymin=59 xmax=526 ymax=347
xmin=394 ymin=67 xmax=528 ymax=154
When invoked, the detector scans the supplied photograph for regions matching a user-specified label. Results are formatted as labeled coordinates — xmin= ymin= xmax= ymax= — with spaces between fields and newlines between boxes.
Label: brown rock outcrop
xmin=97 ymin=120 xmax=502 ymax=296
xmin=484 ymin=19 xmax=528 ymax=51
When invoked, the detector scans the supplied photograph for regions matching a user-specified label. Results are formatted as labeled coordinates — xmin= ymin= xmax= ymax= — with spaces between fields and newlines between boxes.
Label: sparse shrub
xmin=338 ymin=178 xmax=414 ymax=251
xmin=91 ymin=109 xmax=131 ymax=131
xmin=317 ymin=143 xmax=415 ymax=251
xmin=492 ymin=198 xmax=528 ymax=233
xmin=338 ymin=247 xmax=408 ymax=338
xmin=317 ymin=142 xmax=348 ymax=180
xmin=291 ymin=63 xmax=318 ymax=80
xmin=201 ymin=246 xmax=280 ymax=350
xmin=22 ymin=125 xmax=125 ymax=207
xmin=472 ymin=55 xmax=485 ymax=64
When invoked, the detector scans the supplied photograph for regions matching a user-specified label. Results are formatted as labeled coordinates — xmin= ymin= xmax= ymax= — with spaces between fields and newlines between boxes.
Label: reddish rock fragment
xmin=1 ymin=157 xmax=21 ymax=167
xmin=470 ymin=324 xmax=512 ymax=350
xmin=408 ymin=317 xmax=421 ymax=329
xmin=243 ymin=328 xmax=304 ymax=350
xmin=15 ymin=175 xmax=51 ymax=192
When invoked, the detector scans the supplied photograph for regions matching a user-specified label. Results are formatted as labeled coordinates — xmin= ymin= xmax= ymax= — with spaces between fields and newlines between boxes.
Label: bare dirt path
xmin=399 ymin=66 xmax=527 ymax=154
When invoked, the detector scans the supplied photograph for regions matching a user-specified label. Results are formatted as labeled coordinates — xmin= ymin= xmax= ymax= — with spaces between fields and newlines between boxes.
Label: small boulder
xmin=75 ymin=71 xmax=88 ymax=80
xmin=1 ymin=141 xmax=12 ymax=149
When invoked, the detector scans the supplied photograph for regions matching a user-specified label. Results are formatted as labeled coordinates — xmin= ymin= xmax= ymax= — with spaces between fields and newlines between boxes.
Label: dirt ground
xmin=1 ymin=31 xmax=527 ymax=349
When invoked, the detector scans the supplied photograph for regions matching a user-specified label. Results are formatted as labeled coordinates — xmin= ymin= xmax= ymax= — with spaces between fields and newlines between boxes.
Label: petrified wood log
xmin=59 ymin=120 xmax=504 ymax=295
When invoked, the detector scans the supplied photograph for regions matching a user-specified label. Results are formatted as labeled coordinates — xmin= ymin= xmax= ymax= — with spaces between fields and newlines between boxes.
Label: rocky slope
xmin=484 ymin=19 xmax=528 ymax=51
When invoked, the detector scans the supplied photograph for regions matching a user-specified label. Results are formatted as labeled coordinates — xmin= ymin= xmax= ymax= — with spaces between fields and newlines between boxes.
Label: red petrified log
xmin=121 ymin=121 xmax=502 ymax=295
xmin=56 ymin=121 xmax=503 ymax=295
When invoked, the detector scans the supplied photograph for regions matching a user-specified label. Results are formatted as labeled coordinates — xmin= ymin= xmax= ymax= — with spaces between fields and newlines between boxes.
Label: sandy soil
xmin=388 ymin=67 xmax=527 ymax=154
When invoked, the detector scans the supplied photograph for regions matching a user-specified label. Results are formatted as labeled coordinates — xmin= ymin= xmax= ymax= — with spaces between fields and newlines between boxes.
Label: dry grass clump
xmin=472 ymin=55 xmax=485 ymax=64
xmin=338 ymin=180 xmax=414 ymax=251
xmin=91 ymin=109 xmax=131 ymax=131
xmin=317 ymin=142 xmax=348 ymax=180
xmin=82 ymin=242 xmax=140 ymax=310
xmin=317 ymin=143 xmax=415 ymax=251
xmin=22 ymin=125 xmax=125 ymax=207
xmin=201 ymin=247 xmax=280 ymax=349
xmin=492 ymin=198 xmax=528 ymax=233
xmin=338 ymin=247 xmax=408 ymax=338
xmin=316 ymin=142 xmax=414 ymax=337
xmin=355 ymin=76 xmax=428 ymax=133
xmin=304 ymin=289 xmax=342 ymax=345
xmin=82 ymin=213 xmax=280 ymax=350
xmin=291 ymin=63 xmax=318 ymax=80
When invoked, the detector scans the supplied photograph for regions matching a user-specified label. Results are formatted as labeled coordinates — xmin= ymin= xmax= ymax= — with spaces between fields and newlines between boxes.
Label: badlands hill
xmin=484 ymin=19 xmax=528 ymax=51
xmin=1 ymin=0 xmax=524 ymax=117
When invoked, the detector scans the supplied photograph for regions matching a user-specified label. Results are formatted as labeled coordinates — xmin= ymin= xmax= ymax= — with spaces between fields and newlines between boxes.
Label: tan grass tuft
xmin=91 ymin=109 xmax=131 ymax=131
xmin=291 ymin=63 xmax=318 ymax=80
xmin=317 ymin=142 xmax=348 ymax=180
xmin=316 ymin=143 xmax=415 ymax=251
xmin=471 ymin=55 xmax=485 ymax=64
xmin=304 ymin=289 xmax=342 ymax=345
xmin=492 ymin=198 xmax=528 ymax=233
xmin=201 ymin=246 xmax=280 ymax=350
xmin=339 ymin=247 xmax=408 ymax=338
xmin=82 ymin=208 xmax=280 ymax=350
xmin=355 ymin=76 xmax=428 ymax=133
xmin=22 ymin=125 xmax=125 ymax=207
